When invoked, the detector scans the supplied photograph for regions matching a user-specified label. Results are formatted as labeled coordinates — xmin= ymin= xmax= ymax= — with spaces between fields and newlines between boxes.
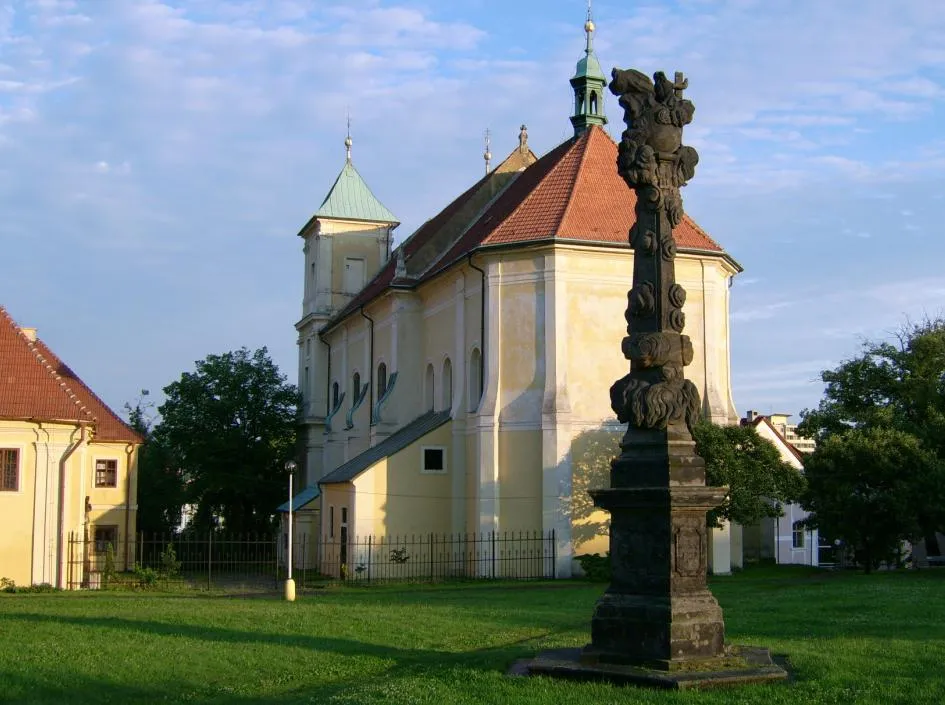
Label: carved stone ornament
xmin=609 ymin=374 xmax=701 ymax=431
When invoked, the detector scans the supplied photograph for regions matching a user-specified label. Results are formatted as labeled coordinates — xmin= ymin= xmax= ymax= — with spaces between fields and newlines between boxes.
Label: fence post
xmin=551 ymin=528 xmax=556 ymax=579
xmin=491 ymin=532 xmax=496 ymax=580
xmin=208 ymin=530 xmax=213 ymax=590
xmin=367 ymin=536 xmax=373 ymax=583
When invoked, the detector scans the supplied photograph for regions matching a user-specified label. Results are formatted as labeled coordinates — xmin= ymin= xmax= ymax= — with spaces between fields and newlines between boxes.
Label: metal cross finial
xmin=483 ymin=128 xmax=493 ymax=174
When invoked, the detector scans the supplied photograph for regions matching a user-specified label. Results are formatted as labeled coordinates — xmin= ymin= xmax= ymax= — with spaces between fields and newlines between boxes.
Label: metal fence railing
xmin=66 ymin=529 xmax=556 ymax=591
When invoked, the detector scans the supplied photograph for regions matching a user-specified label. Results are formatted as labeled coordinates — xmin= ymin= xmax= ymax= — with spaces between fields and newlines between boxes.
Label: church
xmin=289 ymin=14 xmax=741 ymax=577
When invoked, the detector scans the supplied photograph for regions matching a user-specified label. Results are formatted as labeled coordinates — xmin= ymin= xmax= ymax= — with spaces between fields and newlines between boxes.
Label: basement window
xmin=94 ymin=526 xmax=118 ymax=554
xmin=421 ymin=446 xmax=446 ymax=474
xmin=95 ymin=459 xmax=118 ymax=488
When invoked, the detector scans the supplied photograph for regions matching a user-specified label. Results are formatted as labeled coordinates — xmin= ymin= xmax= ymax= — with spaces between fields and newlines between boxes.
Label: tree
xmin=801 ymin=427 xmax=943 ymax=572
xmin=798 ymin=319 xmax=945 ymax=562
xmin=692 ymin=421 xmax=806 ymax=528
xmin=125 ymin=391 xmax=186 ymax=535
xmin=155 ymin=347 xmax=300 ymax=534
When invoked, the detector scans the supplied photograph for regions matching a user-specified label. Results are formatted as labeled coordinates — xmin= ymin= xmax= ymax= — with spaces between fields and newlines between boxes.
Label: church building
xmin=291 ymin=14 xmax=741 ymax=577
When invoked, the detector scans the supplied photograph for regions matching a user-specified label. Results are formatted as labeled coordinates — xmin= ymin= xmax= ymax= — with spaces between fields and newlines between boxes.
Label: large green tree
xmin=126 ymin=391 xmax=186 ymax=535
xmin=155 ymin=347 xmax=300 ymax=534
xmin=802 ymin=427 xmax=942 ymax=572
xmin=692 ymin=421 xmax=806 ymax=528
xmin=798 ymin=319 xmax=945 ymax=566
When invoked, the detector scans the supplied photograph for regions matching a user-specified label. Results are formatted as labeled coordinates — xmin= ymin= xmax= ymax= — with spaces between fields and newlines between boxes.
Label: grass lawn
xmin=1 ymin=566 xmax=943 ymax=704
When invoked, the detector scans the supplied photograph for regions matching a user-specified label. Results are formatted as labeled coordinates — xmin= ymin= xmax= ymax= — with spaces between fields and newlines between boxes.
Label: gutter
xmin=124 ymin=443 xmax=135 ymax=570
xmin=359 ymin=305 xmax=375 ymax=424
xmin=57 ymin=422 xmax=87 ymax=590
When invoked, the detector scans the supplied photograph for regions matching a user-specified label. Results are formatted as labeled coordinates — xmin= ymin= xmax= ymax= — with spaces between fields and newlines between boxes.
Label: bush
xmin=159 ymin=543 xmax=182 ymax=578
xmin=576 ymin=553 xmax=612 ymax=582
xmin=103 ymin=543 xmax=117 ymax=587
xmin=132 ymin=564 xmax=161 ymax=589
xmin=0 ymin=578 xmax=59 ymax=594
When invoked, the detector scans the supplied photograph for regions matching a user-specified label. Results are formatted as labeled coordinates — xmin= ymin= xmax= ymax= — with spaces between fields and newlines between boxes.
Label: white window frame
xmin=420 ymin=445 xmax=447 ymax=474
xmin=94 ymin=457 xmax=119 ymax=488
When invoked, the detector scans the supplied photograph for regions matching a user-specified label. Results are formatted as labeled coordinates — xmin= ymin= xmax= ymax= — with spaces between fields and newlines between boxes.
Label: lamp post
xmin=284 ymin=459 xmax=297 ymax=602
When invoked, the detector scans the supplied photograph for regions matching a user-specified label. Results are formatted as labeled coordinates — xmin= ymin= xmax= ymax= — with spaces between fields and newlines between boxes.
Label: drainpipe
xmin=124 ymin=443 xmax=136 ymax=571
xmin=360 ymin=305 xmax=375 ymax=424
xmin=467 ymin=253 xmax=486 ymax=399
xmin=58 ymin=422 xmax=87 ymax=590
xmin=320 ymin=334 xmax=332 ymax=417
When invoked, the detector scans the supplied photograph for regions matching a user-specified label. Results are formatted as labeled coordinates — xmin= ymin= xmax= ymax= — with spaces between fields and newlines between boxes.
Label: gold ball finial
xmin=585 ymin=19 xmax=595 ymax=33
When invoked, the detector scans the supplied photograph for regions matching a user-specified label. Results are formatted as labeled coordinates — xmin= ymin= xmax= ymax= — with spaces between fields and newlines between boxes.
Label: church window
xmin=311 ymin=262 xmax=316 ymax=281
xmin=343 ymin=257 xmax=366 ymax=294
xmin=303 ymin=367 xmax=310 ymax=406
xmin=425 ymin=364 xmax=435 ymax=411
xmin=421 ymin=446 xmax=446 ymax=474
xmin=590 ymin=91 xmax=598 ymax=114
xmin=1 ymin=449 xmax=19 ymax=491
xmin=377 ymin=362 xmax=387 ymax=398
xmin=353 ymin=372 xmax=361 ymax=398
xmin=468 ymin=348 xmax=482 ymax=412
xmin=792 ymin=524 xmax=806 ymax=549
xmin=442 ymin=358 xmax=453 ymax=410
xmin=95 ymin=459 xmax=118 ymax=488
xmin=306 ymin=339 xmax=311 ymax=358
xmin=332 ymin=382 xmax=340 ymax=409
xmin=94 ymin=526 xmax=118 ymax=554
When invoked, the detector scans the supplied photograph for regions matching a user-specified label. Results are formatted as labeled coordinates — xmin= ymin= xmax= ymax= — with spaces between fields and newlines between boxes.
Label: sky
xmin=2 ymin=0 xmax=944 ymax=425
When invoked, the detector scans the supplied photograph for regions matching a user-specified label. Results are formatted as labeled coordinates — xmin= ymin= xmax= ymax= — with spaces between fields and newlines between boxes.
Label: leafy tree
xmin=798 ymin=319 xmax=945 ymax=561
xmin=155 ymin=347 xmax=300 ymax=534
xmin=693 ymin=421 xmax=806 ymax=528
xmin=125 ymin=391 xmax=186 ymax=536
xmin=801 ymin=427 xmax=944 ymax=572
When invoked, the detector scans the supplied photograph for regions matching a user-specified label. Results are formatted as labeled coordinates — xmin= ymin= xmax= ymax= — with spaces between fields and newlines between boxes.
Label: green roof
xmin=277 ymin=485 xmax=321 ymax=512
xmin=574 ymin=50 xmax=605 ymax=82
xmin=315 ymin=160 xmax=399 ymax=224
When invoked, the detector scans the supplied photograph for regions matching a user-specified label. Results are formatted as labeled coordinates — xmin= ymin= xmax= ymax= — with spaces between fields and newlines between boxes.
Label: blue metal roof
xmin=277 ymin=484 xmax=321 ymax=512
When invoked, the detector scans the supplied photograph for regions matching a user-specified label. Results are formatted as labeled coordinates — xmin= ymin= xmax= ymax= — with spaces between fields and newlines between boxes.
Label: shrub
xmin=159 ymin=543 xmax=182 ymax=578
xmin=103 ymin=543 xmax=117 ymax=587
xmin=132 ymin=564 xmax=160 ymax=589
xmin=576 ymin=553 xmax=612 ymax=582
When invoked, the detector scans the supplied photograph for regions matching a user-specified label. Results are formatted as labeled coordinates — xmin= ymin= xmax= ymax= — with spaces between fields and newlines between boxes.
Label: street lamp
xmin=284 ymin=459 xmax=298 ymax=602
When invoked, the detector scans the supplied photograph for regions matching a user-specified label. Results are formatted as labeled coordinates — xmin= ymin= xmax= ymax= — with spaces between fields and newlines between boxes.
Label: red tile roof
xmin=322 ymin=126 xmax=727 ymax=332
xmin=0 ymin=306 xmax=142 ymax=443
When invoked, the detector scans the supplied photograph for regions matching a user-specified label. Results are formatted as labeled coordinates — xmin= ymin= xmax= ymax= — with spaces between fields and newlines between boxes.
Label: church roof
xmin=0 ymin=306 xmax=142 ymax=443
xmin=319 ymin=410 xmax=451 ymax=484
xmin=322 ymin=126 xmax=730 ymax=333
xmin=315 ymin=160 xmax=399 ymax=224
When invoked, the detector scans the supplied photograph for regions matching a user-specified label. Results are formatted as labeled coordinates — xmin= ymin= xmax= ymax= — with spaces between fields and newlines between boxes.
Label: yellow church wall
xmin=497 ymin=430 xmax=542 ymax=532
xmin=353 ymin=421 xmax=454 ymax=537
xmin=569 ymin=427 xmax=621 ymax=557
xmin=0 ymin=421 xmax=42 ymax=586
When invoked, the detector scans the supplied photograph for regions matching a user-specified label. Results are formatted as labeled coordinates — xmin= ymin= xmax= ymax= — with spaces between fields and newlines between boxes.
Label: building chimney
xmin=20 ymin=327 xmax=37 ymax=342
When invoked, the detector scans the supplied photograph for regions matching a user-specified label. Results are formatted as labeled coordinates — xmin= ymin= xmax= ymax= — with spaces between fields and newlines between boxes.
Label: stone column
xmin=585 ymin=68 xmax=726 ymax=667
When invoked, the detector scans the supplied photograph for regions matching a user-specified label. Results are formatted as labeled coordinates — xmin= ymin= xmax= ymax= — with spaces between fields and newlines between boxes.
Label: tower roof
xmin=321 ymin=126 xmax=735 ymax=333
xmin=314 ymin=160 xmax=399 ymax=225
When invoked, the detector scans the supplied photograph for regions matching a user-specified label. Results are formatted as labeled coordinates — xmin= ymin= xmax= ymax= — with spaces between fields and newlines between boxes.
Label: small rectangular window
xmin=792 ymin=525 xmax=805 ymax=549
xmin=1 ymin=449 xmax=18 ymax=491
xmin=329 ymin=506 xmax=335 ymax=538
xmin=95 ymin=459 xmax=118 ymax=488
xmin=421 ymin=446 xmax=446 ymax=474
xmin=94 ymin=526 xmax=118 ymax=554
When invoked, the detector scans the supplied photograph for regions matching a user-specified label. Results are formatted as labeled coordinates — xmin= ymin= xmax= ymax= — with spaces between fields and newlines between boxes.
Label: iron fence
xmin=66 ymin=529 xmax=556 ymax=591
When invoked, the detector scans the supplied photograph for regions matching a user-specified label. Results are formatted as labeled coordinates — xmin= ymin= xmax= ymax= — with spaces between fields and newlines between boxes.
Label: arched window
xmin=468 ymin=348 xmax=482 ymax=413
xmin=425 ymin=364 xmax=435 ymax=411
xmin=332 ymin=382 xmax=339 ymax=409
xmin=353 ymin=372 xmax=361 ymax=399
xmin=377 ymin=362 xmax=387 ymax=398
xmin=442 ymin=358 xmax=453 ymax=411
xmin=590 ymin=91 xmax=598 ymax=114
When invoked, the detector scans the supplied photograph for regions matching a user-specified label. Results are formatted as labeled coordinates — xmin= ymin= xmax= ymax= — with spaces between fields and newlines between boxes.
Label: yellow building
xmin=292 ymin=17 xmax=742 ymax=577
xmin=0 ymin=306 xmax=142 ymax=588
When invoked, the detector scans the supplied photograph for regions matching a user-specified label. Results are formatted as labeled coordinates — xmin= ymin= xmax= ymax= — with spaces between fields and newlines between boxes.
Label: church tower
xmin=570 ymin=3 xmax=608 ymax=137
xmin=295 ymin=130 xmax=399 ymax=486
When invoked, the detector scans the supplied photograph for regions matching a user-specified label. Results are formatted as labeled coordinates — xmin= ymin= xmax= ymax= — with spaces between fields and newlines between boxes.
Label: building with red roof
xmin=289 ymin=14 xmax=742 ymax=577
xmin=0 ymin=306 xmax=142 ymax=588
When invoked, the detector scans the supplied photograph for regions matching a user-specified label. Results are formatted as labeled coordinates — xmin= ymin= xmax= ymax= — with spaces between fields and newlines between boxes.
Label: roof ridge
xmin=556 ymin=127 xmax=597 ymax=238
xmin=0 ymin=306 xmax=95 ymax=423
xmin=484 ymin=135 xmax=586 ymax=242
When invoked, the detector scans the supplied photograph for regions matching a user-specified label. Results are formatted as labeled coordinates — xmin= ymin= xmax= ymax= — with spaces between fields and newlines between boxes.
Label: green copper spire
xmin=315 ymin=131 xmax=399 ymax=224
xmin=570 ymin=1 xmax=608 ymax=137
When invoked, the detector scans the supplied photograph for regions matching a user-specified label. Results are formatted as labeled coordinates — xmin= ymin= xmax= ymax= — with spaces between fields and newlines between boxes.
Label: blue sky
xmin=2 ymin=0 xmax=944 ymax=424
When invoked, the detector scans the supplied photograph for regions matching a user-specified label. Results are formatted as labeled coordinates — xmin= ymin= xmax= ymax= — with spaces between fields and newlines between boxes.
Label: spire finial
xmin=483 ymin=128 xmax=492 ymax=174
xmin=519 ymin=124 xmax=528 ymax=153
xmin=344 ymin=109 xmax=353 ymax=162
xmin=584 ymin=0 xmax=595 ymax=52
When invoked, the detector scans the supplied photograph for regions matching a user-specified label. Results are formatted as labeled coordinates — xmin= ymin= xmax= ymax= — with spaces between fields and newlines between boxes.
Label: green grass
xmin=1 ymin=567 xmax=943 ymax=704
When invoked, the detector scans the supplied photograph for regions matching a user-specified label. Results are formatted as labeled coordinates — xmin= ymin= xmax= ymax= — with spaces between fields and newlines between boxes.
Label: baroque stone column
xmin=584 ymin=68 xmax=726 ymax=667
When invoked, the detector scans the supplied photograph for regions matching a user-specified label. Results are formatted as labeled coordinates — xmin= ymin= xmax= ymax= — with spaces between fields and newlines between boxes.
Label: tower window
xmin=332 ymin=382 xmax=340 ymax=409
xmin=353 ymin=372 xmax=361 ymax=398
xmin=590 ymin=92 xmax=598 ymax=114
xmin=425 ymin=364 xmax=435 ymax=411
